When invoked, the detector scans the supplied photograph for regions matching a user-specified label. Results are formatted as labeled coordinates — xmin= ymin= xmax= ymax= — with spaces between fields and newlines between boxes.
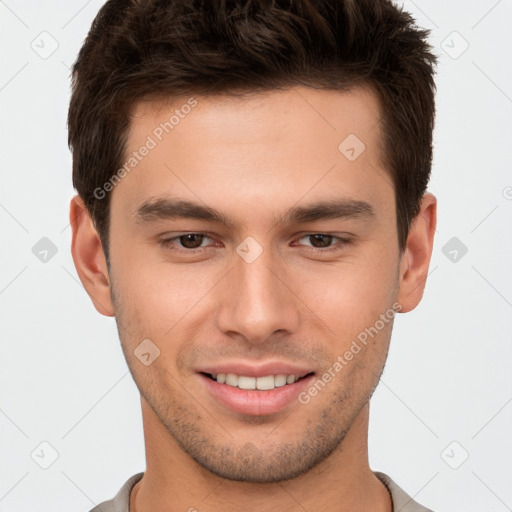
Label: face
xmin=90 ymin=86 xmax=407 ymax=482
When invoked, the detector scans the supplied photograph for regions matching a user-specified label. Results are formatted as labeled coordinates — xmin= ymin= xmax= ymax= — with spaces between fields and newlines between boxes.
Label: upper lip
xmin=197 ymin=361 xmax=314 ymax=379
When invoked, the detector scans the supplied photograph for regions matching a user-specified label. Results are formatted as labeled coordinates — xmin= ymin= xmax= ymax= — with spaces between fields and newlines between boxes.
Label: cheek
xmin=112 ymin=251 xmax=222 ymax=339
xmin=295 ymin=254 xmax=399 ymax=336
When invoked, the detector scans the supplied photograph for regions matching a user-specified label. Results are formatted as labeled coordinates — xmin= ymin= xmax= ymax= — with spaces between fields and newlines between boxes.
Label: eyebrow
xmin=134 ymin=197 xmax=375 ymax=227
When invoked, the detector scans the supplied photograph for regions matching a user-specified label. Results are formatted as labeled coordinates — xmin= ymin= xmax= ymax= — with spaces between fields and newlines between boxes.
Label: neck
xmin=130 ymin=398 xmax=391 ymax=512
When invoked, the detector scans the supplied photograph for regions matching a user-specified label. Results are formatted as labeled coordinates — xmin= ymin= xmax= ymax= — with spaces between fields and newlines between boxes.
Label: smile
xmin=199 ymin=370 xmax=315 ymax=416
xmin=206 ymin=373 xmax=311 ymax=390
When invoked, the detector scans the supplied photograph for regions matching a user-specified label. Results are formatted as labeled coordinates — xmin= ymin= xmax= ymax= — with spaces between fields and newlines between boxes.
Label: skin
xmin=70 ymin=85 xmax=436 ymax=512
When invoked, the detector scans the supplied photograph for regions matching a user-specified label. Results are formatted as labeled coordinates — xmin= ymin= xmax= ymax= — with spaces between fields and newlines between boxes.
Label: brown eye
xmin=293 ymin=233 xmax=352 ymax=253
xmin=307 ymin=234 xmax=334 ymax=248
xmin=178 ymin=234 xmax=206 ymax=248
xmin=159 ymin=232 xmax=216 ymax=253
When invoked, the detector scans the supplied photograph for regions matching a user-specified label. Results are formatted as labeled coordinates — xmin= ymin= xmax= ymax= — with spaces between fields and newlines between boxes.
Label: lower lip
xmin=199 ymin=373 xmax=315 ymax=416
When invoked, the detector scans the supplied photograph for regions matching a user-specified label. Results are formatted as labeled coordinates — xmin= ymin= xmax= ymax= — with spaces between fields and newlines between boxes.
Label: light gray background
xmin=1 ymin=1 xmax=511 ymax=510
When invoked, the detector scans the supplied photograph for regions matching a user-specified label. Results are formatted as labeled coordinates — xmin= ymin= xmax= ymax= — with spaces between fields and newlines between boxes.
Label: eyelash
xmin=159 ymin=232 xmax=352 ymax=255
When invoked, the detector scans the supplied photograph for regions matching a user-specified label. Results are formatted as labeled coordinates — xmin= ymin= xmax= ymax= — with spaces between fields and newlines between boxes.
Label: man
xmin=68 ymin=0 xmax=437 ymax=510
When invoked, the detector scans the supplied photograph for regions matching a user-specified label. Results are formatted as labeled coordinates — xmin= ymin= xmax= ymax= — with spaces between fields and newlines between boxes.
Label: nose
xmin=216 ymin=246 xmax=301 ymax=344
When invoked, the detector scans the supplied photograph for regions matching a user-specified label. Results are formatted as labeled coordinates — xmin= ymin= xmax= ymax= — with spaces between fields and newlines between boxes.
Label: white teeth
xmin=256 ymin=375 xmax=275 ymax=390
xmin=226 ymin=374 xmax=238 ymax=386
xmin=212 ymin=373 xmax=302 ymax=390
xmin=274 ymin=374 xmax=288 ymax=387
xmin=238 ymin=376 xmax=256 ymax=390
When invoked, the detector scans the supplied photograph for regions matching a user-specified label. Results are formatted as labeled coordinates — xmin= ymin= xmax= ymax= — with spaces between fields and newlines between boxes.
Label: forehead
xmin=130 ymin=85 xmax=383 ymax=150
xmin=113 ymin=85 xmax=392 ymax=224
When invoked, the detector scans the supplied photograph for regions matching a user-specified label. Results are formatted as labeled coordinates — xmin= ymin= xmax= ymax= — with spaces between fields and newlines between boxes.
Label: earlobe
xmin=70 ymin=195 xmax=115 ymax=317
xmin=397 ymin=193 xmax=437 ymax=313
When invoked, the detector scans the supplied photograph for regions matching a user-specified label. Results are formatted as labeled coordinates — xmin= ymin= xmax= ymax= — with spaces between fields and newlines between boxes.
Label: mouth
xmin=198 ymin=369 xmax=316 ymax=416
xmin=201 ymin=372 xmax=314 ymax=390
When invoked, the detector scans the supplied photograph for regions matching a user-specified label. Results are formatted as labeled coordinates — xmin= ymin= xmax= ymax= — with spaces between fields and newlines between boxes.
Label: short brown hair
xmin=68 ymin=0 xmax=437 ymax=262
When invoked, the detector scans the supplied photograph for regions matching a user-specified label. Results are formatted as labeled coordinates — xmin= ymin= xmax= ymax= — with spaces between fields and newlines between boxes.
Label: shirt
xmin=89 ymin=471 xmax=434 ymax=511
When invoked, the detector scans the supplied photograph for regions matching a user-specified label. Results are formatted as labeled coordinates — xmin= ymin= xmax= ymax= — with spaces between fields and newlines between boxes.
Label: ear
xmin=397 ymin=193 xmax=437 ymax=313
xmin=70 ymin=195 xmax=115 ymax=317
